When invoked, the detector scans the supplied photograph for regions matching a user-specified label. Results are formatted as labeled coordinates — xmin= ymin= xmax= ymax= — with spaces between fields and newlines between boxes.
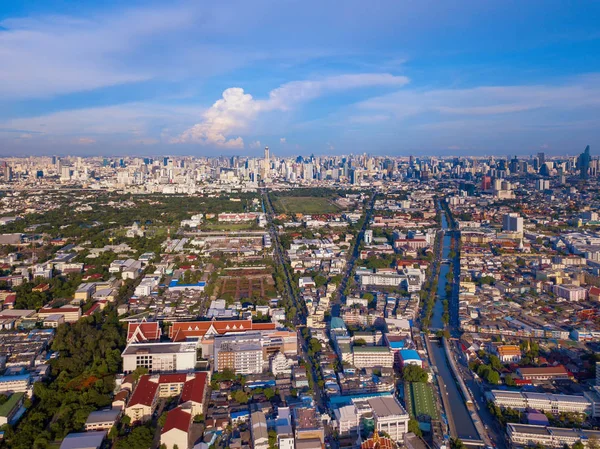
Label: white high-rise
xmin=503 ymin=213 xmax=523 ymax=233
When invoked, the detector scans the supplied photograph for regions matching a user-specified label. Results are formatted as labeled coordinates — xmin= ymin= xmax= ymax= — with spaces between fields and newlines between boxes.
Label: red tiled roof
xmin=161 ymin=407 xmax=191 ymax=434
xmin=169 ymin=319 xmax=275 ymax=341
xmin=128 ymin=375 xmax=158 ymax=407
xmin=113 ymin=390 xmax=129 ymax=402
xmin=127 ymin=321 xmax=161 ymax=342
xmin=83 ymin=303 xmax=101 ymax=316
xmin=39 ymin=307 xmax=79 ymax=313
xmin=180 ymin=372 xmax=207 ymax=405
xmin=158 ymin=373 xmax=188 ymax=384
xmin=589 ymin=286 xmax=600 ymax=296
xmin=518 ymin=365 xmax=568 ymax=375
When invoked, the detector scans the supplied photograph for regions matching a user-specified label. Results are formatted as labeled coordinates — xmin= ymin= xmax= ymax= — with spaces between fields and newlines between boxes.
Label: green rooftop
xmin=353 ymin=346 xmax=390 ymax=352
xmin=0 ymin=392 xmax=25 ymax=417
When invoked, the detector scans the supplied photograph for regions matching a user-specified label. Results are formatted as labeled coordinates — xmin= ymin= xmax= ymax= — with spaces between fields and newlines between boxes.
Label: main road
xmin=333 ymin=191 xmax=377 ymax=316
xmin=261 ymin=188 xmax=328 ymax=412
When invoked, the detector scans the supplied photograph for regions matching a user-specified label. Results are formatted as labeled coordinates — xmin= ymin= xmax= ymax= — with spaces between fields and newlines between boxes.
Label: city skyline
xmin=1 ymin=1 xmax=600 ymax=156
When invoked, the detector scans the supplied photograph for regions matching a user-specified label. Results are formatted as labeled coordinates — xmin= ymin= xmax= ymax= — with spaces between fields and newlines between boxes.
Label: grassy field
xmin=272 ymin=196 xmax=342 ymax=214
xmin=200 ymin=221 xmax=259 ymax=231
xmin=408 ymin=382 xmax=438 ymax=419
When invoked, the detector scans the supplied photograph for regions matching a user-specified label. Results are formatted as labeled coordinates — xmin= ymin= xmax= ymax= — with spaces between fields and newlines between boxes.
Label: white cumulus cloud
xmin=175 ymin=73 xmax=409 ymax=148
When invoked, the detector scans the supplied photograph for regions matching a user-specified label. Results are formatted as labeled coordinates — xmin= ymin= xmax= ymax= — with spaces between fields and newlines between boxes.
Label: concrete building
xmin=251 ymin=410 xmax=269 ymax=449
xmin=160 ymin=407 xmax=191 ymax=449
xmin=122 ymin=342 xmax=197 ymax=373
xmin=507 ymin=424 xmax=600 ymax=448
xmin=362 ymin=396 xmax=410 ymax=442
xmin=335 ymin=404 xmax=359 ymax=436
xmin=353 ymin=346 xmax=394 ymax=369
xmin=59 ymin=431 xmax=106 ymax=449
xmin=398 ymin=349 xmax=422 ymax=368
xmin=516 ymin=366 xmax=571 ymax=382
xmin=213 ymin=333 xmax=264 ymax=375
xmin=503 ymin=213 xmax=524 ymax=233
xmin=84 ymin=408 xmax=121 ymax=431
xmin=38 ymin=305 xmax=81 ymax=323
xmin=489 ymin=390 xmax=592 ymax=415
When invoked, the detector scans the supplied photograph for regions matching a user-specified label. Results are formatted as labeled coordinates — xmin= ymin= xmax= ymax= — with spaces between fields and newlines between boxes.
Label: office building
xmin=503 ymin=213 xmax=524 ymax=233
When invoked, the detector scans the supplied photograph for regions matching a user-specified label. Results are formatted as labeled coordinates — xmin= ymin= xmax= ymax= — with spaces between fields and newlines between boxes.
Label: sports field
xmin=272 ymin=196 xmax=342 ymax=214
xmin=408 ymin=382 xmax=438 ymax=419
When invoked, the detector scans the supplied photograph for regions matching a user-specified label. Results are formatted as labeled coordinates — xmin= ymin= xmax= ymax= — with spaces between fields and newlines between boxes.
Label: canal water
xmin=429 ymin=207 xmax=479 ymax=441
xmin=430 ymin=213 xmax=451 ymax=330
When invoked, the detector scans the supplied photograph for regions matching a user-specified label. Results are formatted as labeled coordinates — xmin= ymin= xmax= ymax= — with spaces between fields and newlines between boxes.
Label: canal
xmin=429 ymin=207 xmax=480 ymax=441
xmin=430 ymin=212 xmax=451 ymax=330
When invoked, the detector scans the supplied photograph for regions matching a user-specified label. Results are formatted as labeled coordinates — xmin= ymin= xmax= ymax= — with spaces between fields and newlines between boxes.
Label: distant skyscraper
xmin=578 ymin=145 xmax=591 ymax=180
xmin=264 ymin=146 xmax=270 ymax=163
xmin=502 ymin=213 xmax=523 ymax=233
xmin=537 ymin=152 xmax=545 ymax=167
xmin=536 ymin=179 xmax=550 ymax=191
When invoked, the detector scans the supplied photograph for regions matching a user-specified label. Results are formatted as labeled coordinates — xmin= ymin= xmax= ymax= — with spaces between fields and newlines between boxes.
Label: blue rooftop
xmin=168 ymin=280 xmax=206 ymax=288
xmin=330 ymin=317 xmax=346 ymax=329
xmin=399 ymin=349 xmax=421 ymax=361
xmin=0 ymin=373 xmax=31 ymax=382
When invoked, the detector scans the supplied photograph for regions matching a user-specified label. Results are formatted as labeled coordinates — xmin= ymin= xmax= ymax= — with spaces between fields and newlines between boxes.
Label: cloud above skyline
xmin=0 ymin=0 xmax=599 ymax=155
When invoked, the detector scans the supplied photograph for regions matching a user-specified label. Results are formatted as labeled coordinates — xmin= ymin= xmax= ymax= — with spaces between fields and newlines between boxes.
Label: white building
xmin=503 ymin=213 xmax=524 ymax=233
xmin=270 ymin=352 xmax=294 ymax=377
xmin=489 ymin=390 xmax=592 ymax=415
xmin=508 ymin=424 xmax=600 ymax=448
xmin=121 ymin=342 xmax=197 ymax=373
xmin=335 ymin=404 xmax=359 ymax=435
xmin=356 ymin=397 xmax=410 ymax=442
xmin=353 ymin=346 xmax=394 ymax=369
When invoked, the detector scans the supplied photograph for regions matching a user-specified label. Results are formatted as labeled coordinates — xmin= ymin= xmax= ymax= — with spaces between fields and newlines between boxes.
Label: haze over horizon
xmin=1 ymin=0 xmax=599 ymax=157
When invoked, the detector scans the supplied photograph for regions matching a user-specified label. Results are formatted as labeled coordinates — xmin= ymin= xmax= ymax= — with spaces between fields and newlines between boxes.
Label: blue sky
xmin=1 ymin=0 xmax=600 ymax=157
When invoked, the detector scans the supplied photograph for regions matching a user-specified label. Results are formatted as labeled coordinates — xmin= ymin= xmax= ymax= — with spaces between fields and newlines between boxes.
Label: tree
xmin=408 ymin=418 xmax=422 ymax=437
xmin=353 ymin=338 xmax=367 ymax=347
xmin=116 ymin=426 xmax=154 ymax=449
xmin=108 ymin=425 xmax=118 ymax=441
xmin=486 ymin=370 xmax=500 ymax=385
xmin=572 ymin=442 xmax=584 ymax=449
xmin=489 ymin=355 xmax=503 ymax=371
xmin=450 ymin=438 xmax=466 ymax=449
xmin=264 ymin=387 xmax=276 ymax=400
xmin=308 ymin=338 xmax=322 ymax=355
xmin=313 ymin=274 xmax=327 ymax=288
xmin=233 ymin=390 xmax=249 ymax=404
xmin=158 ymin=411 xmax=168 ymax=428
xmin=402 ymin=365 xmax=428 ymax=383
xmin=504 ymin=374 xmax=516 ymax=387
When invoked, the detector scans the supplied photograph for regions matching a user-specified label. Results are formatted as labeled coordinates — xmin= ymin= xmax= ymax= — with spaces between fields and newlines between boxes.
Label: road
xmin=261 ymin=189 xmax=328 ymax=412
xmin=333 ymin=191 xmax=377 ymax=315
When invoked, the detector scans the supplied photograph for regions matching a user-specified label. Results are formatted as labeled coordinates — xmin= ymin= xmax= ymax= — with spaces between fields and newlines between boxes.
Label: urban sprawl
xmin=0 ymin=146 xmax=599 ymax=449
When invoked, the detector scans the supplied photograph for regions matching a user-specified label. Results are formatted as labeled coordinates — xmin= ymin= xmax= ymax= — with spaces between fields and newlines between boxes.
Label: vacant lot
xmin=272 ymin=196 xmax=342 ymax=214
xmin=407 ymin=382 xmax=438 ymax=420
xmin=218 ymin=271 xmax=278 ymax=300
